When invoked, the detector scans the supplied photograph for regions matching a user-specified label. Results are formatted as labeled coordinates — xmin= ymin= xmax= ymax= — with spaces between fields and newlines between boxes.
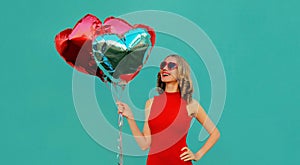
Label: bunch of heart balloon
xmin=54 ymin=14 xmax=156 ymax=165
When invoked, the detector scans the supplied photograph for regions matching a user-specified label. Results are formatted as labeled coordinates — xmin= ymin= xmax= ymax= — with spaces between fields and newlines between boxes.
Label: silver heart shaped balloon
xmin=92 ymin=28 xmax=152 ymax=84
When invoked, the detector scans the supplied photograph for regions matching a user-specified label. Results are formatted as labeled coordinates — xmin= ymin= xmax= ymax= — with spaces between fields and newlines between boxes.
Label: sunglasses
xmin=160 ymin=61 xmax=178 ymax=70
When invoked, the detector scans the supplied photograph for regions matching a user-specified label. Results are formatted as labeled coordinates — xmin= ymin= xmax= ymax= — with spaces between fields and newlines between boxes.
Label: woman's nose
xmin=162 ymin=64 xmax=168 ymax=70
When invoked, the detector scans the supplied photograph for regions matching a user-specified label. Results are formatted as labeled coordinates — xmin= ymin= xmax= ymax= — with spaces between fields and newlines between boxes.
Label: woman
xmin=117 ymin=54 xmax=220 ymax=164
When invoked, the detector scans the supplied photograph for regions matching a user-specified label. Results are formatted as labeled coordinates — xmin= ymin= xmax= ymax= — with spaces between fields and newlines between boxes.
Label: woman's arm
xmin=117 ymin=99 xmax=152 ymax=150
xmin=180 ymin=100 xmax=220 ymax=161
xmin=193 ymin=101 xmax=220 ymax=160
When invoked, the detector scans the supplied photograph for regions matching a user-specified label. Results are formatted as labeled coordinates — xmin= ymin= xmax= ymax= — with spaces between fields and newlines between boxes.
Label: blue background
xmin=1 ymin=0 xmax=299 ymax=164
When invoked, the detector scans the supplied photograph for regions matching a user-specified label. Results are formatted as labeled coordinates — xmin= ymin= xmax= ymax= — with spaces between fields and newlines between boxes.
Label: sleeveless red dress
xmin=147 ymin=91 xmax=193 ymax=165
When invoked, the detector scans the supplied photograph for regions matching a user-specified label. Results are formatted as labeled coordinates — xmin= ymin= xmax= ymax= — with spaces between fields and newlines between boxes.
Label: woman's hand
xmin=180 ymin=147 xmax=201 ymax=162
xmin=116 ymin=101 xmax=134 ymax=119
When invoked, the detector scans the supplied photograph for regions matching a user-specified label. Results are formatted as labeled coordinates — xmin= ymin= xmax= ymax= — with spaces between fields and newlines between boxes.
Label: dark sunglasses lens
xmin=168 ymin=62 xmax=177 ymax=70
xmin=160 ymin=61 xmax=167 ymax=69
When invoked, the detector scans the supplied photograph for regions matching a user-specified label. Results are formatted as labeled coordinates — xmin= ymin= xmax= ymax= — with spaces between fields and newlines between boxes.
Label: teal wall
xmin=1 ymin=0 xmax=299 ymax=164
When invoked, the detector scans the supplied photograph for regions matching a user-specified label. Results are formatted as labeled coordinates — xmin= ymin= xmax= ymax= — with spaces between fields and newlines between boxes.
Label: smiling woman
xmin=116 ymin=54 xmax=220 ymax=164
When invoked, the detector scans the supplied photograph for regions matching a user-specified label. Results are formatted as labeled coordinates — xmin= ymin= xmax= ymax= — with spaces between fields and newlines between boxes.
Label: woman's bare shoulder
xmin=145 ymin=98 xmax=154 ymax=119
xmin=145 ymin=98 xmax=154 ymax=109
xmin=187 ymin=99 xmax=201 ymax=117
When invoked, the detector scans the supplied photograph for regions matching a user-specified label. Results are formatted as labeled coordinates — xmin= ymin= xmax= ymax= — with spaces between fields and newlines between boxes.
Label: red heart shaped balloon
xmin=101 ymin=16 xmax=155 ymax=45
xmin=55 ymin=14 xmax=156 ymax=83
xmin=55 ymin=14 xmax=106 ymax=81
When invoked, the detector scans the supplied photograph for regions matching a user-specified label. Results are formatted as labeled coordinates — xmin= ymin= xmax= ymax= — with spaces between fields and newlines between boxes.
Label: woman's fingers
xmin=116 ymin=102 xmax=132 ymax=118
xmin=181 ymin=147 xmax=188 ymax=151
xmin=116 ymin=102 xmax=123 ymax=107
xmin=180 ymin=147 xmax=194 ymax=161
xmin=116 ymin=102 xmax=124 ymax=114
xmin=181 ymin=155 xmax=192 ymax=161
xmin=180 ymin=152 xmax=194 ymax=161
xmin=118 ymin=107 xmax=125 ymax=114
xmin=116 ymin=101 xmax=125 ymax=105
xmin=180 ymin=151 xmax=188 ymax=158
xmin=118 ymin=108 xmax=123 ymax=114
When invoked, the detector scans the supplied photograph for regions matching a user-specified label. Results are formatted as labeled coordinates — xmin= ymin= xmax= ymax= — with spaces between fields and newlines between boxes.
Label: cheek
xmin=171 ymin=70 xmax=178 ymax=79
xmin=170 ymin=74 xmax=177 ymax=80
xmin=162 ymin=73 xmax=177 ymax=81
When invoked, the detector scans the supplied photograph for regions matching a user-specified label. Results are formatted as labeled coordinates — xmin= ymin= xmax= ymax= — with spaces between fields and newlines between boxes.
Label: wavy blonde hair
xmin=157 ymin=54 xmax=193 ymax=104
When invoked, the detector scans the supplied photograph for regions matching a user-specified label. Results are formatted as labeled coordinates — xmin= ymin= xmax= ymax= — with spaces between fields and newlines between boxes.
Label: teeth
xmin=162 ymin=73 xmax=170 ymax=76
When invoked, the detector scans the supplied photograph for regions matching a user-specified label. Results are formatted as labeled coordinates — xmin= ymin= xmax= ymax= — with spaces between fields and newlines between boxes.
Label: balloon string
xmin=114 ymin=83 xmax=125 ymax=165
xmin=101 ymin=82 xmax=123 ymax=164
xmin=118 ymin=113 xmax=123 ymax=165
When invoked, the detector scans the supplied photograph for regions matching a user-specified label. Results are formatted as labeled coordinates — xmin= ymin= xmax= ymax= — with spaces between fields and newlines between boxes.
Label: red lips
xmin=162 ymin=71 xmax=170 ymax=75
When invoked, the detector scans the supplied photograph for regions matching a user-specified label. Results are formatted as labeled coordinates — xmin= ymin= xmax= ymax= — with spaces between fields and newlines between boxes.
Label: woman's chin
xmin=161 ymin=77 xmax=176 ymax=83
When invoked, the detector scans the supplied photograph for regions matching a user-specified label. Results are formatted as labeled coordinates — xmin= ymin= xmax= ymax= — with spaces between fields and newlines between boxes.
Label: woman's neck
xmin=165 ymin=82 xmax=179 ymax=93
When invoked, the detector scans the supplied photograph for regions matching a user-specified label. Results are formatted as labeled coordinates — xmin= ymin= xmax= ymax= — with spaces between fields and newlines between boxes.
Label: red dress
xmin=147 ymin=91 xmax=193 ymax=165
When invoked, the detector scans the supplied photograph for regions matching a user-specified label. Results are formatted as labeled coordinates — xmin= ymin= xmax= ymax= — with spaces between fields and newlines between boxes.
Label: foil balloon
xmin=92 ymin=17 xmax=156 ymax=85
xmin=91 ymin=17 xmax=155 ymax=165
xmin=54 ymin=14 xmax=106 ymax=81
xmin=54 ymin=14 xmax=156 ymax=165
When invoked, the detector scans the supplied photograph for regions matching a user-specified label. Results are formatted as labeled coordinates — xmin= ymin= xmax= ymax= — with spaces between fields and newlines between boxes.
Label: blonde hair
xmin=157 ymin=54 xmax=194 ymax=104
